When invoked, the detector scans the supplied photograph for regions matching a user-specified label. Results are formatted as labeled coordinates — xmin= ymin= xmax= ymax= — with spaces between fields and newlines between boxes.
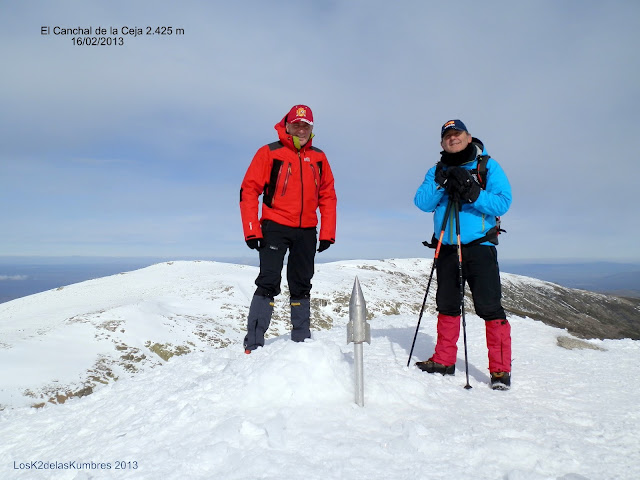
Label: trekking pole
xmin=453 ymin=198 xmax=472 ymax=390
xmin=407 ymin=199 xmax=454 ymax=367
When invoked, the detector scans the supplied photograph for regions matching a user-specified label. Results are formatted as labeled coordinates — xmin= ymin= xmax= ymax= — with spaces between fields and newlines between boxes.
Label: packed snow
xmin=1 ymin=260 xmax=639 ymax=479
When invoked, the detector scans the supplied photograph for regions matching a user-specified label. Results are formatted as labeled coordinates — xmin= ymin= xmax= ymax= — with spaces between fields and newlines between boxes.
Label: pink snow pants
xmin=431 ymin=314 xmax=511 ymax=372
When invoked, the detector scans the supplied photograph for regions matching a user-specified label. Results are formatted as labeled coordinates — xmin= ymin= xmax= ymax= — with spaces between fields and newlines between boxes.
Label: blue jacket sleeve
xmin=414 ymin=165 xmax=445 ymax=212
xmin=471 ymin=158 xmax=512 ymax=217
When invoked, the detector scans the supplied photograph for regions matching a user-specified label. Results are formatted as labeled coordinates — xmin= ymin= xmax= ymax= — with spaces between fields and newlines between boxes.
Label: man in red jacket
xmin=240 ymin=105 xmax=337 ymax=352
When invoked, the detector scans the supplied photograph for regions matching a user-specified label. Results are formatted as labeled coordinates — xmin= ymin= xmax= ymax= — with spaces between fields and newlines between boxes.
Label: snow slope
xmin=1 ymin=260 xmax=639 ymax=479
xmin=0 ymin=259 xmax=446 ymax=409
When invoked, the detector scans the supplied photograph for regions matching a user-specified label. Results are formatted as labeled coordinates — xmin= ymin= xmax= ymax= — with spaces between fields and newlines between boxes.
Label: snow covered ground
xmin=1 ymin=260 xmax=639 ymax=479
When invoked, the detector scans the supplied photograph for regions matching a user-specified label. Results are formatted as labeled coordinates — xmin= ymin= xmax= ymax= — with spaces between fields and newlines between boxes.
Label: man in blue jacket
xmin=414 ymin=119 xmax=513 ymax=390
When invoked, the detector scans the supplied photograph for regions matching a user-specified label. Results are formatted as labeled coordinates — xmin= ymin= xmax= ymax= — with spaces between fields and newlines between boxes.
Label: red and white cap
xmin=286 ymin=105 xmax=313 ymax=126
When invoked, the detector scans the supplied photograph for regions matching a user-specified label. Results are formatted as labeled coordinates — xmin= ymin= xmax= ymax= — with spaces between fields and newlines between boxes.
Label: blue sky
xmin=1 ymin=1 xmax=639 ymax=262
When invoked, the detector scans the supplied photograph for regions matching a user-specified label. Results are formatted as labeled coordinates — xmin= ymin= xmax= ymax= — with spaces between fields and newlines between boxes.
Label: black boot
xmin=415 ymin=359 xmax=456 ymax=376
xmin=290 ymin=297 xmax=311 ymax=342
xmin=490 ymin=371 xmax=511 ymax=390
xmin=244 ymin=295 xmax=274 ymax=352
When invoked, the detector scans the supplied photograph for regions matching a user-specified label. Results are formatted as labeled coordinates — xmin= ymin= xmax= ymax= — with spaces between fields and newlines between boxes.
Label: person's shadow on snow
xmin=372 ymin=326 xmax=490 ymax=385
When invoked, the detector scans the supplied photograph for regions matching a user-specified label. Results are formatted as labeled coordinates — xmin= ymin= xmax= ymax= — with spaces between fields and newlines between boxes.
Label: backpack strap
xmin=465 ymin=154 xmax=504 ymax=245
xmin=474 ymin=154 xmax=490 ymax=188
xmin=463 ymin=218 xmax=506 ymax=247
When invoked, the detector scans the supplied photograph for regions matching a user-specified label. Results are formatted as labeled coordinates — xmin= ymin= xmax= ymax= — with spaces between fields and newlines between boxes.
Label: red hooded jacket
xmin=240 ymin=115 xmax=337 ymax=243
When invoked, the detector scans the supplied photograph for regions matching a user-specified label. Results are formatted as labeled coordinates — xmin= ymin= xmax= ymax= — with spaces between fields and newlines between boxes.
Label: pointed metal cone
xmin=349 ymin=276 xmax=366 ymax=311
xmin=349 ymin=276 xmax=369 ymax=344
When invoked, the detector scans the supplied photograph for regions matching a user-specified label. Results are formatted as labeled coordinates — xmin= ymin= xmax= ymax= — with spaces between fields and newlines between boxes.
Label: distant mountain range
xmin=499 ymin=260 xmax=640 ymax=298
xmin=2 ymin=257 xmax=639 ymax=303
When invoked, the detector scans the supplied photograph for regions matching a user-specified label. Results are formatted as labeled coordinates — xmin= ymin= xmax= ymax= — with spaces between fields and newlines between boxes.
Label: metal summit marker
xmin=347 ymin=276 xmax=371 ymax=407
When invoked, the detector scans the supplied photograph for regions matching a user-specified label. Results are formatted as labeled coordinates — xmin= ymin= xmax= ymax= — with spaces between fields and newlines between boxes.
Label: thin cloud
xmin=0 ymin=1 xmax=638 ymax=260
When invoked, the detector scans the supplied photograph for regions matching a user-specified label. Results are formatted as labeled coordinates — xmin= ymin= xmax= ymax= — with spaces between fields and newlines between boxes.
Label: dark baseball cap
xmin=441 ymin=119 xmax=468 ymax=138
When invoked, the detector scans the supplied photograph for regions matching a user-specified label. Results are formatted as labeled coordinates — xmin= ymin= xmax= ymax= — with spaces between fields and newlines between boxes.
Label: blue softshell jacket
xmin=414 ymin=139 xmax=512 ymax=246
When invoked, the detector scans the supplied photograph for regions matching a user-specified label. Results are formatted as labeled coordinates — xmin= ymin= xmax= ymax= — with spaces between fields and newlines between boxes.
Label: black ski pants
xmin=254 ymin=220 xmax=317 ymax=299
xmin=436 ymin=244 xmax=506 ymax=321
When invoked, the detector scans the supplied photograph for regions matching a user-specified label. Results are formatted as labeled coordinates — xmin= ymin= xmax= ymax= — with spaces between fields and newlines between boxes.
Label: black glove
xmin=442 ymin=166 xmax=464 ymax=198
xmin=460 ymin=180 xmax=481 ymax=203
xmin=246 ymin=238 xmax=262 ymax=250
xmin=434 ymin=164 xmax=448 ymax=188
xmin=446 ymin=167 xmax=481 ymax=203
xmin=317 ymin=240 xmax=332 ymax=252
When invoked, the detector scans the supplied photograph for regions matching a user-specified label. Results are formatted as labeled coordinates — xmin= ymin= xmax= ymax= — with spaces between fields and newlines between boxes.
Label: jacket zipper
xmin=275 ymin=163 xmax=284 ymax=196
xmin=281 ymin=163 xmax=291 ymax=196
xmin=310 ymin=163 xmax=319 ymax=198
xmin=298 ymin=152 xmax=304 ymax=226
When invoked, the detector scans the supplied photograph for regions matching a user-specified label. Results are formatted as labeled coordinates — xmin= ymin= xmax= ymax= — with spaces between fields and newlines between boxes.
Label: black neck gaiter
xmin=440 ymin=142 xmax=476 ymax=167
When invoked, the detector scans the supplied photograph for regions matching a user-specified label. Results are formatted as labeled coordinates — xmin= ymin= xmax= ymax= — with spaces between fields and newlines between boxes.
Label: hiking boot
xmin=490 ymin=371 xmax=511 ymax=390
xmin=415 ymin=359 xmax=455 ymax=376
